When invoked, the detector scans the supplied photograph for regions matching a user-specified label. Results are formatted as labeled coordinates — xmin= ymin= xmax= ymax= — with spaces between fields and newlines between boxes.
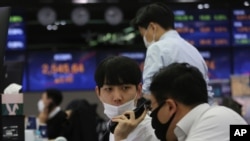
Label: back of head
xmin=46 ymin=88 xmax=63 ymax=106
xmin=64 ymin=99 xmax=99 ymax=141
xmin=130 ymin=2 xmax=174 ymax=29
xmin=66 ymin=99 xmax=96 ymax=115
xmin=150 ymin=63 xmax=208 ymax=106
xmin=95 ymin=56 xmax=142 ymax=88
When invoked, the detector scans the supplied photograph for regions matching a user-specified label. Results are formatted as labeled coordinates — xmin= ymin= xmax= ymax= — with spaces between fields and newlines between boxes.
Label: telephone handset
xmin=108 ymin=98 xmax=151 ymax=133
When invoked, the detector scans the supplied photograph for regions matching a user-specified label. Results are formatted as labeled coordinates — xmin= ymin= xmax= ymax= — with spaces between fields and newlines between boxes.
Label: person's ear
xmin=95 ymin=86 xmax=100 ymax=98
xmin=136 ymin=83 xmax=142 ymax=98
xmin=149 ymin=22 xmax=157 ymax=31
xmin=165 ymin=99 xmax=177 ymax=115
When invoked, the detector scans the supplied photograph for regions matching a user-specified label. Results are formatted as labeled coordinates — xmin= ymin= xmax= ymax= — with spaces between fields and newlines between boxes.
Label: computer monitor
xmin=27 ymin=51 xmax=97 ymax=91
xmin=0 ymin=6 xmax=11 ymax=141
xmin=3 ymin=61 xmax=24 ymax=92
xmin=0 ymin=7 xmax=11 ymax=92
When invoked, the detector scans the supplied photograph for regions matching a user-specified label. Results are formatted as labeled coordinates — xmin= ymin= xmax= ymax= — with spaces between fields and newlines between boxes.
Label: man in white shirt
xmin=94 ymin=56 xmax=159 ymax=141
xmin=130 ymin=2 xmax=213 ymax=99
xmin=113 ymin=63 xmax=247 ymax=141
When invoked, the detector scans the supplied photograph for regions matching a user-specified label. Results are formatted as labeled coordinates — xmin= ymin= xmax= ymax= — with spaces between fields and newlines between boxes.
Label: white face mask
xmin=103 ymin=97 xmax=136 ymax=119
xmin=37 ymin=99 xmax=45 ymax=112
xmin=143 ymin=28 xmax=156 ymax=48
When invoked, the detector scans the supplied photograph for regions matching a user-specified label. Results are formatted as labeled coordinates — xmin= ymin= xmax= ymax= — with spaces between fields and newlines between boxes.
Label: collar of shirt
xmin=159 ymin=30 xmax=180 ymax=40
xmin=48 ymin=106 xmax=61 ymax=119
xmin=174 ymin=103 xmax=210 ymax=140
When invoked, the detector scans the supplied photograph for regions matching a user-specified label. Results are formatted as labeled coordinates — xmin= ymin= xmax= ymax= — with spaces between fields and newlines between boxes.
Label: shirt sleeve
xmin=126 ymin=116 xmax=160 ymax=141
xmin=142 ymin=44 xmax=170 ymax=94
xmin=127 ymin=125 xmax=159 ymax=141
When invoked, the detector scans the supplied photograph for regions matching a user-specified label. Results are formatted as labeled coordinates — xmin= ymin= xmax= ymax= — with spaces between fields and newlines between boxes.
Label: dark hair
xmin=45 ymin=88 xmax=63 ymax=106
xmin=150 ymin=63 xmax=208 ymax=106
xmin=66 ymin=99 xmax=97 ymax=115
xmin=130 ymin=2 xmax=175 ymax=29
xmin=63 ymin=99 xmax=99 ymax=141
xmin=94 ymin=56 xmax=142 ymax=88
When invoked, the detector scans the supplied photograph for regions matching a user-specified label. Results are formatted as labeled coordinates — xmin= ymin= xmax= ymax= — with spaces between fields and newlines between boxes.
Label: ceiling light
xmin=197 ymin=4 xmax=203 ymax=9
xmin=244 ymin=1 xmax=250 ymax=6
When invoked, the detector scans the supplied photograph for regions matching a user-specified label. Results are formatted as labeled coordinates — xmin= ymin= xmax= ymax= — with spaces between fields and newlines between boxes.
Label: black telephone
xmin=107 ymin=98 xmax=151 ymax=133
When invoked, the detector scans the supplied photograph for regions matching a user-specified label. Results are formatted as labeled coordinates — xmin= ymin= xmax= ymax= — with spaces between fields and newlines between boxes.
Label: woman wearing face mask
xmin=130 ymin=2 xmax=213 ymax=102
xmin=95 ymin=56 xmax=159 ymax=141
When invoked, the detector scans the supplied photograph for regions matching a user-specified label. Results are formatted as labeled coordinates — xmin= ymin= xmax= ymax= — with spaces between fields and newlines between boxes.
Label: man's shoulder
xmin=184 ymin=105 xmax=247 ymax=140
xmin=49 ymin=110 xmax=67 ymax=121
xmin=54 ymin=110 xmax=66 ymax=116
xmin=199 ymin=105 xmax=247 ymax=124
xmin=148 ymin=36 xmax=186 ymax=52
xmin=147 ymin=40 xmax=172 ymax=54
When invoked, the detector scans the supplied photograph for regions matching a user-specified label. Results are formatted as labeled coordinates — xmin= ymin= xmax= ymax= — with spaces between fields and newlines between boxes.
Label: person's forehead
xmin=102 ymin=84 xmax=134 ymax=87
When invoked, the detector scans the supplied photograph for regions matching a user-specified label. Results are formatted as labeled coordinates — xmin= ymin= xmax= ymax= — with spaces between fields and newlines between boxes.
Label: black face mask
xmin=150 ymin=102 xmax=175 ymax=141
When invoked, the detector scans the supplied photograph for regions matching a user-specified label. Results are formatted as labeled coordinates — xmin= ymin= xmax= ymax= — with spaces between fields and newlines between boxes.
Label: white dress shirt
xmin=174 ymin=103 xmax=248 ymax=141
xmin=109 ymin=114 xmax=159 ymax=141
xmin=142 ymin=30 xmax=213 ymax=98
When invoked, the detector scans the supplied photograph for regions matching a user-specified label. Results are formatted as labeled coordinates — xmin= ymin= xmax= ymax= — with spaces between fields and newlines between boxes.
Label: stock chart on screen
xmin=27 ymin=51 xmax=96 ymax=91
xmin=199 ymin=49 xmax=231 ymax=79
xmin=232 ymin=9 xmax=250 ymax=46
xmin=96 ymin=50 xmax=146 ymax=71
xmin=7 ymin=14 xmax=26 ymax=51
xmin=199 ymin=49 xmax=232 ymax=97
xmin=174 ymin=9 xmax=230 ymax=47
xmin=233 ymin=48 xmax=250 ymax=75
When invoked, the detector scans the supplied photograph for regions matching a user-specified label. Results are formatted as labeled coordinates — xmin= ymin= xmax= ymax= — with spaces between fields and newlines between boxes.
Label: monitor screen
xmin=233 ymin=48 xmax=250 ymax=75
xmin=7 ymin=14 xmax=26 ymax=51
xmin=2 ymin=116 xmax=24 ymax=141
xmin=200 ymin=49 xmax=231 ymax=79
xmin=27 ymin=51 xmax=96 ymax=91
xmin=96 ymin=50 xmax=146 ymax=71
xmin=0 ymin=7 xmax=11 ymax=93
xmin=3 ymin=61 xmax=24 ymax=91
xmin=4 ymin=52 xmax=27 ymax=92
xmin=118 ymin=51 xmax=145 ymax=71
xmin=174 ymin=9 xmax=230 ymax=47
xmin=232 ymin=9 xmax=250 ymax=46
xmin=209 ymin=79 xmax=231 ymax=97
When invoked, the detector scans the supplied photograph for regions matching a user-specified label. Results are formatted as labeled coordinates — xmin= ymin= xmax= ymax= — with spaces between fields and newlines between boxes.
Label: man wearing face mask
xmin=113 ymin=63 xmax=247 ymax=141
xmin=37 ymin=88 xmax=67 ymax=139
xmin=130 ymin=2 xmax=213 ymax=101
xmin=95 ymin=56 xmax=159 ymax=141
